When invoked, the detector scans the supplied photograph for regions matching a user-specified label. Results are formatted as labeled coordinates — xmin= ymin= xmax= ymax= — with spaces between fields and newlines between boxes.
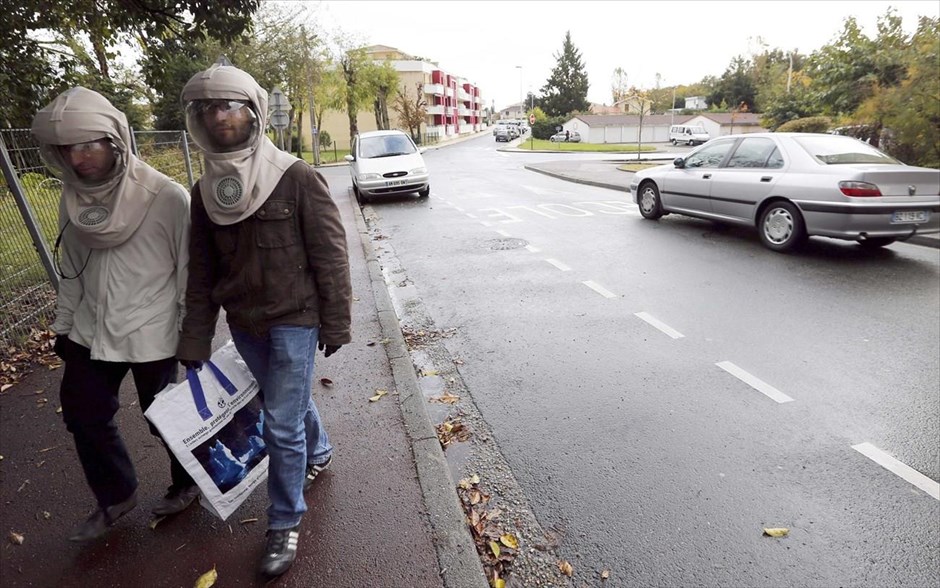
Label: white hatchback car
xmin=344 ymin=130 xmax=429 ymax=203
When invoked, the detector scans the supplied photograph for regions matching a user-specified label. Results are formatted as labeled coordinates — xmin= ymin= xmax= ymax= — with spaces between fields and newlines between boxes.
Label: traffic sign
xmin=270 ymin=111 xmax=290 ymax=130
xmin=270 ymin=87 xmax=291 ymax=111
xmin=529 ymin=114 xmax=536 ymax=125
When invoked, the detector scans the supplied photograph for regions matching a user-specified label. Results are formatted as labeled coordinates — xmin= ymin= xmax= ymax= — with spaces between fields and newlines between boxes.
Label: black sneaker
xmin=259 ymin=526 xmax=300 ymax=577
xmin=152 ymin=484 xmax=200 ymax=516
xmin=303 ymin=455 xmax=333 ymax=490
xmin=68 ymin=492 xmax=138 ymax=542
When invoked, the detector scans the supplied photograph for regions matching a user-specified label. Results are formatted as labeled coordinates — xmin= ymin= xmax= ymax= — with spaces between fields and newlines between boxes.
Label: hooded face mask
xmin=31 ymin=87 xmax=165 ymax=249
xmin=181 ymin=65 xmax=299 ymax=226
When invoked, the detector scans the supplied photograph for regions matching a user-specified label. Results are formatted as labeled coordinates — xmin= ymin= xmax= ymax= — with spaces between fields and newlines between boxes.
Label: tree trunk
xmin=295 ymin=110 xmax=304 ymax=158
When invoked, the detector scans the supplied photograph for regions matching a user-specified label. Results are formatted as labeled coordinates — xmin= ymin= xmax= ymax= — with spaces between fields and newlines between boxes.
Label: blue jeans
xmin=231 ymin=325 xmax=332 ymax=529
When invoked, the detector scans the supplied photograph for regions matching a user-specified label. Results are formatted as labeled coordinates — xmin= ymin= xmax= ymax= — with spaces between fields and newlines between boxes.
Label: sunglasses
xmin=193 ymin=100 xmax=251 ymax=114
xmin=59 ymin=139 xmax=114 ymax=155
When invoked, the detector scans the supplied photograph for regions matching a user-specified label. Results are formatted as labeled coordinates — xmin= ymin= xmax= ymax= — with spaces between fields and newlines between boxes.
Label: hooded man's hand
xmin=318 ymin=341 xmax=341 ymax=357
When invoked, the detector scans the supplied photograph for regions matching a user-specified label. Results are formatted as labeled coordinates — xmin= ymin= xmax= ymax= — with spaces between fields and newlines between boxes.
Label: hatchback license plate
xmin=386 ymin=179 xmax=406 ymax=187
xmin=891 ymin=210 xmax=929 ymax=224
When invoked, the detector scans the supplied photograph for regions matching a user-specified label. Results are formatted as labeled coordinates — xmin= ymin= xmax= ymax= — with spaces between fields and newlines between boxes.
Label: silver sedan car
xmin=630 ymin=133 xmax=940 ymax=252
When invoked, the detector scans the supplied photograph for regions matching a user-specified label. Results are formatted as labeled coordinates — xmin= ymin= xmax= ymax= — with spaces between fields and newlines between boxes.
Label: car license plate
xmin=891 ymin=210 xmax=929 ymax=224
xmin=386 ymin=179 xmax=406 ymax=187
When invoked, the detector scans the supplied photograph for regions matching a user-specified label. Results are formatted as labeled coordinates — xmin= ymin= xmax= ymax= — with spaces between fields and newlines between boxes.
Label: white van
xmin=669 ymin=125 xmax=709 ymax=146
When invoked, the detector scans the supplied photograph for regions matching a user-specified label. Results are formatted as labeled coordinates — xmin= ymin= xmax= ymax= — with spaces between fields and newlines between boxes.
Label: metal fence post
xmin=0 ymin=134 xmax=59 ymax=291
xmin=180 ymin=131 xmax=195 ymax=189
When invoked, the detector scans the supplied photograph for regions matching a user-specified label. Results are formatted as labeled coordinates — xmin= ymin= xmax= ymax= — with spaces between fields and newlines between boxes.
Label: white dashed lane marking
xmin=634 ymin=312 xmax=685 ymax=339
xmin=495 ymin=229 xmax=511 ymax=237
xmin=716 ymin=361 xmax=795 ymax=404
xmin=525 ymin=245 xmax=541 ymax=253
xmin=582 ymin=280 xmax=616 ymax=299
xmin=852 ymin=442 xmax=940 ymax=500
xmin=545 ymin=258 xmax=572 ymax=272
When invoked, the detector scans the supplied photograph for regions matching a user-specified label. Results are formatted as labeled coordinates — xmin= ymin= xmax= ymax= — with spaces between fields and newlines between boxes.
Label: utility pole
xmin=515 ymin=65 xmax=523 ymax=116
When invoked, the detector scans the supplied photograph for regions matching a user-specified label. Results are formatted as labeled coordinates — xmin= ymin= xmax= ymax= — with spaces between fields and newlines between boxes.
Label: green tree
xmin=862 ymin=16 xmax=940 ymax=166
xmin=3 ymin=0 xmax=261 ymax=128
xmin=611 ymin=67 xmax=629 ymax=106
xmin=806 ymin=16 xmax=878 ymax=116
xmin=707 ymin=56 xmax=757 ymax=112
xmin=367 ymin=61 xmax=400 ymax=131
xmin=539 ymin=31 xmax=590 ymax=117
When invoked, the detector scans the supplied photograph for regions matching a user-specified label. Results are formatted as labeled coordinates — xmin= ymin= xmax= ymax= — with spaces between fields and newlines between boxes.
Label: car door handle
xmin=702 ymin=174 xmax=712 ymax=179
xmin=760 ymin=176 xmax=772 ymax=182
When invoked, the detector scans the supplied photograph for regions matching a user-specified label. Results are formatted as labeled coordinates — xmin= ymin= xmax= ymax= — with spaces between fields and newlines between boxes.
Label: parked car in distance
xmin=344 ymin=130 xmax=429 ymax=204
xmin=629 ymin=132 xmax=940 ymax=252
xmin=494 ymin=126 xmax=512 ymax=142
xmin=550 ymin=131 xmax=581 ymax=143
xmin=669 ymin=124 xmax=710 ymax=145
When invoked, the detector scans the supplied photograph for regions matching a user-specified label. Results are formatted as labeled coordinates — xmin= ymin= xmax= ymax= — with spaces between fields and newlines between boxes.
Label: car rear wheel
xmin=759 ymin=201 xmax=806 ymax=252
xmin=686 ymin=139 xmax=693 ymax=146
xmin=858 ymin=237 xmax=896 ymax=249
xmin=671 ymin=139 xmax=677 ymax=145
xmin=418 ymin=185 xmax=430 ymax=198
xmin=638 ymin=182 xmax=664 ymax=220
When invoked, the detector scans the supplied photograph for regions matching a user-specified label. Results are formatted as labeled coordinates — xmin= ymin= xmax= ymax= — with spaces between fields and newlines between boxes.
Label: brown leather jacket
xmin=177 ymin=161 xmax=351 ymax=361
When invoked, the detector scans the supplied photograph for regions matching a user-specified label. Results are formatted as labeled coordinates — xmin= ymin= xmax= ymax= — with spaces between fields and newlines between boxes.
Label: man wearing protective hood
xmin=177 ymin=64 xmax=352 ymax=577
xmin=31 ymin=87 xmax=197 ymax=542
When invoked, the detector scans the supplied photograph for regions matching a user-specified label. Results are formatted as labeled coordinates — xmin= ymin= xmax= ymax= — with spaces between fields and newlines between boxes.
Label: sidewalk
xmin=0 ymin=181 xmax=486 ymax=587
xmin=523 ymin=159 xmax=940 ymax=250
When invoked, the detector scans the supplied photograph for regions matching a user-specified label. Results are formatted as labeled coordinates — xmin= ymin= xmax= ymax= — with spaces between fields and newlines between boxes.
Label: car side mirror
xmin=343 ymin=154 xmax=354 ymax=162
xmin=673 ymin=157 xmax=685 ymax=168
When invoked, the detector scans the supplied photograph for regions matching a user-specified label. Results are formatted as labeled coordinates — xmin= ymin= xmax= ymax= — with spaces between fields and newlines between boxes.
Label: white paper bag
xmin=145 ymin=341 xmax=267 ymax=520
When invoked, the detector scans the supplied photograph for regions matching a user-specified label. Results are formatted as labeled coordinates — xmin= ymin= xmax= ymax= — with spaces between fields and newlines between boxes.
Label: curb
xmin=523 ymin=164 xmax=630 ymax=193
xmin=352 ymin=200 xmax=488 ymax=588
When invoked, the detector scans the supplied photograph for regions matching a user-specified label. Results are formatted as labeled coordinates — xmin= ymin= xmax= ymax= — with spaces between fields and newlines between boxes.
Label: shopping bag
xmin=145 ymin=341 xmax=267 ymax=521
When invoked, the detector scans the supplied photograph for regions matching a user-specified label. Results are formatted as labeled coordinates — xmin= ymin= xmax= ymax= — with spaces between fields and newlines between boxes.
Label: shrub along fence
xmin=0 ymin=129 xmax=201 ymax=357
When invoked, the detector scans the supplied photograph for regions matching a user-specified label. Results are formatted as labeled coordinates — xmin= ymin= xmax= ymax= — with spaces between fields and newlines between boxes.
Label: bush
xmin=776 ymin=116 xmax=832 ymax=133
xmin=531 ymin=116 xmax=568 ymax=140
xmin=319 ymin=130 xmax=332 ymax=148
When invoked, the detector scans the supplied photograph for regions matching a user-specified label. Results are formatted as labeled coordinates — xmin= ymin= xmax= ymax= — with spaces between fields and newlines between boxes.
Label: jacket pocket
xmin=255 ymin=200 xmax=297 ymax=248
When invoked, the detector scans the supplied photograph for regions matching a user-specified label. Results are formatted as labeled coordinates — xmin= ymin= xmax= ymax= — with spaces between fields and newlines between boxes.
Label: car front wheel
xmin=637 ymin=182 xmax=664 ymax=220
xmin=418 ymin=185 xmax=430 ymax=198
xmin=671 ymin=139 xmax=677 ymax=145
xmin=759 ymin=201 xmax=806 ymax=252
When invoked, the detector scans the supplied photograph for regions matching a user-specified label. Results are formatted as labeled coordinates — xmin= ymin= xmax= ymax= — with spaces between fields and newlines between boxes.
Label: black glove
xmin=53 ymin=335 xmax=69 ymax=360
xmin=318 ymin=341 xmax=341 ymax=358
xmin=179 ymin=359 xmax=204 ymax=371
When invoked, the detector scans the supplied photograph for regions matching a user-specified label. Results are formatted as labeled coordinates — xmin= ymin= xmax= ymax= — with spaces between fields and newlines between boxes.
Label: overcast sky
xmin=302 ymin=0 xmax=938 ymax=110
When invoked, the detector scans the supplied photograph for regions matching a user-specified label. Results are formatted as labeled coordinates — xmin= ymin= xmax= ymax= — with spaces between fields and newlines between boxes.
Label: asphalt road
xmin=317 ymin=133 xmax=940 ymax=587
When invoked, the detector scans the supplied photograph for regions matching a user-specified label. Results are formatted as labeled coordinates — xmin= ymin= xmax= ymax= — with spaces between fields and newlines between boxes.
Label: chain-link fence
xmin=0 ymin=128 xmax=200 ymax=354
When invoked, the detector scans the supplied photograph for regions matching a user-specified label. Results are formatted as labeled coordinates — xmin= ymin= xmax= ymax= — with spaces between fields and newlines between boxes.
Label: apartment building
xmin=306 ymin=45 xmax=486 ymax=150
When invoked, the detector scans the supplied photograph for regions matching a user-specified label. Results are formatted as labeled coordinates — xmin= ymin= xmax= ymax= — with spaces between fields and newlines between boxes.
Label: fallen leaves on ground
xmin=319 ymin=378 xmax=333 ymax=387
xmin=401 ymin=326 xmax=458 ymax=350
xmin=601 ymin=569 xmax=610 ymax=580
xmin=430 ymin=391 xmax=460 ymax=404
xmin=193 ymin=566 xmax=217 ymax=588
xmin=558 ymin=560 xmax=574 ymax=576
xmin=763 ymin=527 xmax=789 ymax=537
xmin=457 ymin=474 xmax=519 ymax=587
xmin=435 ymin=416 xmax=471 ymax=447
xmin=1 ymin=329 xmax=58 ymax=388
xmin=369 ymin=389 xmax=388 ymax=402
xmin=9 ymin=531 xmax=24 ymax=545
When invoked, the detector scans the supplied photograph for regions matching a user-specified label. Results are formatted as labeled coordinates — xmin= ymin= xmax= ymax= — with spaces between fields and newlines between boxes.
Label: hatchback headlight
xmin=357 ymin=173 xmax=381 ymax=181
xmin=410 ymin=167 xmax=427 ymax=175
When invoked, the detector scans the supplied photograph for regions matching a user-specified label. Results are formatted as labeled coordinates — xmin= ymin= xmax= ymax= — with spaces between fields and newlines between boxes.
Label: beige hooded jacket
xmin=31 ymin=87 xmax=191 ymax=362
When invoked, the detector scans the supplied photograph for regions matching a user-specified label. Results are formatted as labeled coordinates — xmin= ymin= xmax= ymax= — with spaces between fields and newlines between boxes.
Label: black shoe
xmin=303 ymin=455 xmax=333 ymax=491
xmin=259 ymin=526 xmax=300 ymax=577
xmin=152 ymin=483 xmax=200 ymax=516
xmin=68 ymin=492 xmax=138 ymax=542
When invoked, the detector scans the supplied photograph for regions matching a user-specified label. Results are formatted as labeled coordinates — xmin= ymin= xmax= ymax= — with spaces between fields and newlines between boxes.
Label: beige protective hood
xmin=182 ymin=65 xmax=299 ymax=225
xmin=31 ymin=87 xmax=169 ymax=249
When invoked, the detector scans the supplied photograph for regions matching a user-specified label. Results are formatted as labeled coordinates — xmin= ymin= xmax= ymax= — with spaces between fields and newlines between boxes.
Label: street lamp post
xmin=515 ymin=65 xmax=523 ymax=116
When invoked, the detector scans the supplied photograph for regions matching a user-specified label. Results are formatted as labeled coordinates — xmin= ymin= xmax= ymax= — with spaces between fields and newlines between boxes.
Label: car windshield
xmin=359 ymin=134 xmax=417 ymax=159
xmin=795 ymin=135 xmax=900 ymax=165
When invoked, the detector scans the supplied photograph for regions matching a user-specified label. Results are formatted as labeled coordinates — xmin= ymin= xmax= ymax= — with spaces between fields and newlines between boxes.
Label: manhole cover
xmin=486 ymin=238 xmax=528 ymax=251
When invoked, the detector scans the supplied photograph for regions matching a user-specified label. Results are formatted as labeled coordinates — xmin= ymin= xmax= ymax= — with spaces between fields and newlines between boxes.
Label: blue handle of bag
xmin=186 ymin=360 xmax=239 ymax=421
